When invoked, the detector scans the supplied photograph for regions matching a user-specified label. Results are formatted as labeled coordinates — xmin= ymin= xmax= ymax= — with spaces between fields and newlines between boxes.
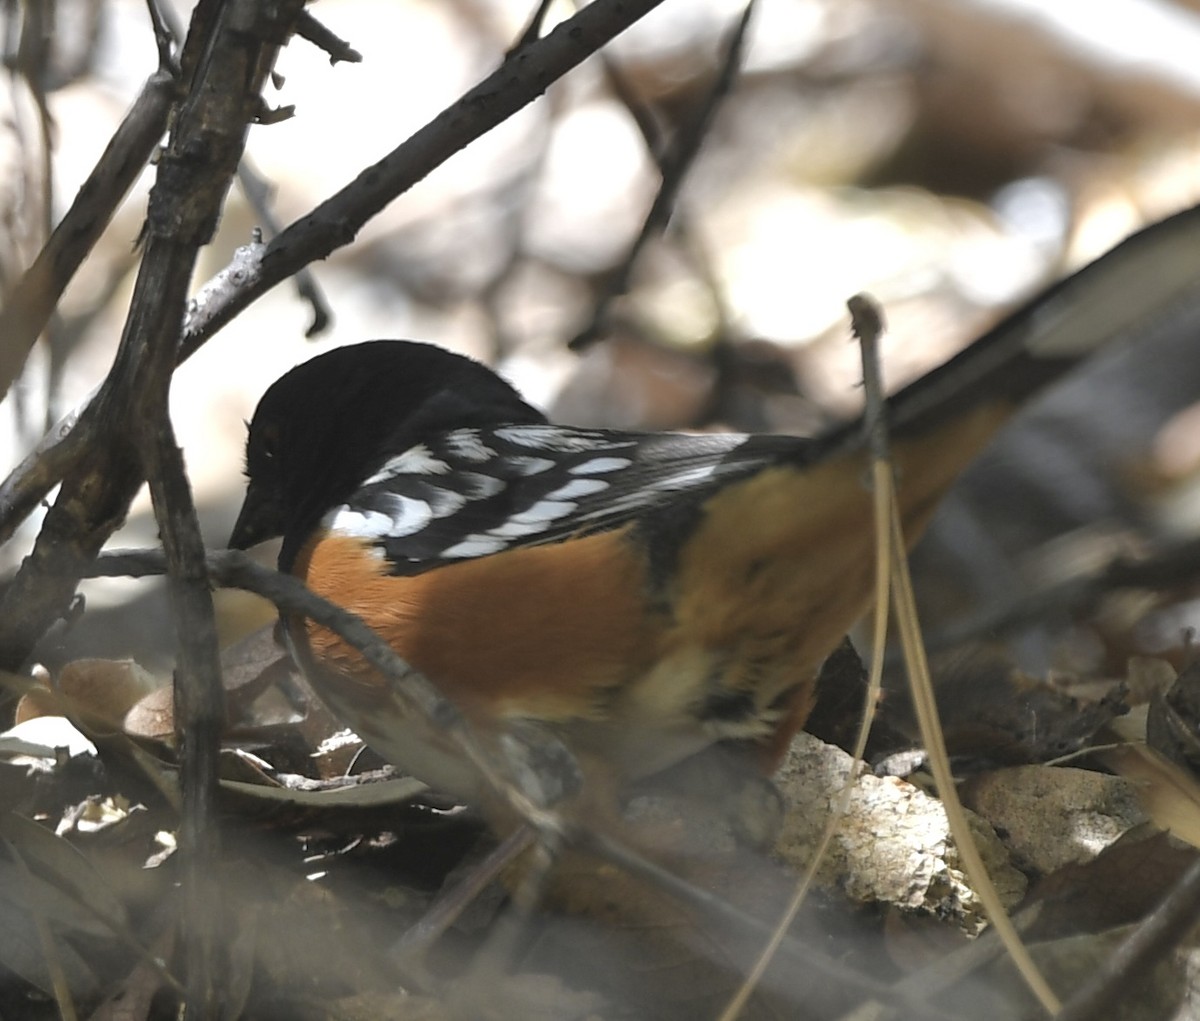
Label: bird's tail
xmin=884 ymin=204 xmax=1200 ymax=443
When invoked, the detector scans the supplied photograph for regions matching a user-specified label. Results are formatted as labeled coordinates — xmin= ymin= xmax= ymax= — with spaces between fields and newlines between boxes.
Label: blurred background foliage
xmin=3 ymin=0 xmax=1200 ymax=677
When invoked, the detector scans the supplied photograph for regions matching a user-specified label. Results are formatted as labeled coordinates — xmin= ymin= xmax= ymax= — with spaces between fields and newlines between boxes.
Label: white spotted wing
xmin=322 ymin=424 xmax=809 ymax=574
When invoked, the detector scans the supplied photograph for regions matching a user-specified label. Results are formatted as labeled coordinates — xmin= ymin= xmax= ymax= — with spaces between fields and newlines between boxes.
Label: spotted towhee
xmin=230 ymin=206 xmax=1200 ymax=808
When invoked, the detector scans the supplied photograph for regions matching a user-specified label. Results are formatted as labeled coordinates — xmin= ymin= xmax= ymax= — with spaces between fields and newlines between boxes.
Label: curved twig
xmin=0 ymin=68 xmax=178 ymax=406
xmin=570 ymin=0 xmax=757 ymax=351
xmin=88 ymin=547 xmax=577 ymax=825
xmin=177 ymin=0 xmax=673 ymax=359
xmin=0 ymin=0 xmax=674 ymax=559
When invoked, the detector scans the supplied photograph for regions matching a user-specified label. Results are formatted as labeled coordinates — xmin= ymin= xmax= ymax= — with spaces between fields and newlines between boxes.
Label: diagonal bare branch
xmin=0 ymin=67 xmax=178 ymax=404
xmin=178 ymin=0 xmax=675 ymax=359
xmin=0 ymin=0 xmax=675 ymax=557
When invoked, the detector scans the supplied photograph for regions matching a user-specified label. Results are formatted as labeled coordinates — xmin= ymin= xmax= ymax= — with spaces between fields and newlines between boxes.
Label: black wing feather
xmin=321 ymin=424 xmax=812 ymax=575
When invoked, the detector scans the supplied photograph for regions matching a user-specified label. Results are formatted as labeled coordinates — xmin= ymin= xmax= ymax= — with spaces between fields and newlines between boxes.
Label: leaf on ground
xmin=1100 ymin=744 xmax=1200 ymax=850
xmin=1026 ymin=827 xmax=1198 ymax=941
xmin=1147 ymin=657 xmax=1200 ymax=773
xmin=17 ymin=658 xmax=157 ymax=730
xmin=921 ymin=647 xmax=1129 ymax=766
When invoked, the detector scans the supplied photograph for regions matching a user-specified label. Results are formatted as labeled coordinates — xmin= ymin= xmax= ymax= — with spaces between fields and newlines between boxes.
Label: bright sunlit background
xmin=6 ymin=0 xmax=1200 ymax=670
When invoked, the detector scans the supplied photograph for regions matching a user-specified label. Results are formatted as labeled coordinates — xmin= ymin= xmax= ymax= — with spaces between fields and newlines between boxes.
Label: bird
xmin=230 ymin=206 xmax=1200 ymax=811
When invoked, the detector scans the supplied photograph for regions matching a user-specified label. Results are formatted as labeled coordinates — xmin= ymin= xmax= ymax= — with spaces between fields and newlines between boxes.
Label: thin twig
xmin=87 ymin=548 xmax=573 ymax=824
xmin=0 ymin=0 xmax=676 ymax=553
xmin=395 ymin=825 xmax=537 ymax=959
xmin=507 ymin=0 xmax=557 ymax=56
xmin=294 ymin=10 xmax=362 ymax=65
xmin=0 ymin=2 xmax=178 ymax=543
xmin=0 ymin=400 xmax=90 ymax=549
xmin=144 ymin=0 xmax=180 ymax=74
xmin=0 ymin=66 xmax=178 ymax=404
xmin=464 ymin=825 xmax=564 ymax=1003
xmin=569 ymin=0 xmax=758 ymax=351
xmin=581 ymin=11 xmax=744 ymax=409
xmin=235 ymin=160 xmax=332 ymax=337
xmin=178 ymin=0 xmax=675 ymax=359
xmin=138 ymin=403 xmax=224 ymax=1016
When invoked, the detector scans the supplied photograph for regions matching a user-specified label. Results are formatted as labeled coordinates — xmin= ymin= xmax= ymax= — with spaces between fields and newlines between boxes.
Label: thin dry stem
xmin=719 ymin=293 xmax=894 ymax=1021
xmin=888 ymin=500 xmax=1061 ymax=1015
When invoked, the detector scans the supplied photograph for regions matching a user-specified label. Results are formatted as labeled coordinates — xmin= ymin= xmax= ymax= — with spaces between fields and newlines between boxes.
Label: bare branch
xmin=0 ymin=2 xmax=309 ymax=1010
xmin=88 ymin=547 xmax=580 ymax=817
xmin=0 ymin=0 xmax=674 ymax=553
xmin=178 ymin=0 xmax=674 ymax=358
xmin=570 ymin=0 xmax=757 ymax=351
xmin=113 ymin=3 xmax=308 ymax=1010
xmin=294 ymin=10 xmax=362 ymax=65
xmin=0 ymin=400 xmax=91 ymax=548
xmin=0 ymin=67 xmax=178 ymax=403
xmin=235 ymin=162 xmax=332 ymax=337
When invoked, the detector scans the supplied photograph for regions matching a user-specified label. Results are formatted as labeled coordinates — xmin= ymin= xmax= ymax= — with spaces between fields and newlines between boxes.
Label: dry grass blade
xmin=887 ymin=492 xmax=1061 ymax=1014
xmin=717 ymin=295 xmax=895 ymax=1021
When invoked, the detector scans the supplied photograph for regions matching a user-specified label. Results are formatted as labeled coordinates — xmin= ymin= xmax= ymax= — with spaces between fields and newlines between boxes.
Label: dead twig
xmin=151 ymin=0 xmax=334 ymax=338
xmin=0 ymin=65 xmax=178 ymax=405
xmin=573 ymin=2 xmax=744 ymax=414
xmin=88 ymin=547 xmax=577 ymax=825
xmin=570 ymin=0 xmax=757 ymax=351
xmin=294 ymin=10 xmax=362 ymax=65
xmin=0 ymin=0 xmax=676 ymax=559
xmin=235 ymin=162 xmax=333 ymax=337
xmin=113 ymin=3 xmax=306 ymax=1009
xmin=507 ymin=0 xmax=557 ymax=56
xmin=1 ymin=2 xmax=310 ymax=1012
xmin=88 ymin=545 xmax=960 ymax=1021
xmin=177 ymin=0 xmax=675 ymax=359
